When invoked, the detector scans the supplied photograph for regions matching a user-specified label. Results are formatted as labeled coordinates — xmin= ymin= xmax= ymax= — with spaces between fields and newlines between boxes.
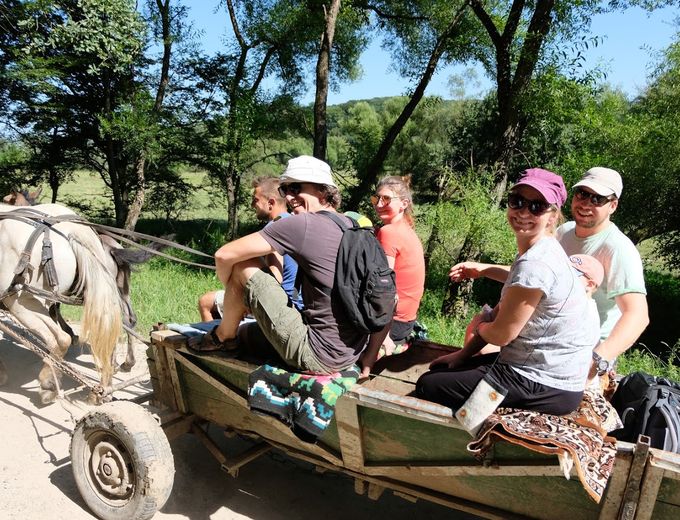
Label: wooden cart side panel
xmin=167 ymin=352 xmax=345 ymax=466
xmin=146 ymin=332 xmax=680 ymax=520
xmin=643 ymin=449 xmax=680 ymax=519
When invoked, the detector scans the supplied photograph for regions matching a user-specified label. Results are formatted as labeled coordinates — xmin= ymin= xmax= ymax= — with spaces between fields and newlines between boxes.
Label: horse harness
xmin=0 ymin=208 xmax=83 ymax=305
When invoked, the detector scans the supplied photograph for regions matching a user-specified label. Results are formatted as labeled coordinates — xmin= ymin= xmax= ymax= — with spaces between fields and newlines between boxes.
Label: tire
xmin=70 ymin=401 xmax=175 ymax=520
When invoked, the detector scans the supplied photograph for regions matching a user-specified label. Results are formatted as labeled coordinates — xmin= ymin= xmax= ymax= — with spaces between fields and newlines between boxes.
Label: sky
xmin=186 ymin=3 xmax=680 ymax=105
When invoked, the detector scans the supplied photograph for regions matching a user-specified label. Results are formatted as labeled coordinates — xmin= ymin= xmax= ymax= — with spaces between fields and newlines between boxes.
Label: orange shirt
xmin=376 ymin=219 xmax=425 ymax=322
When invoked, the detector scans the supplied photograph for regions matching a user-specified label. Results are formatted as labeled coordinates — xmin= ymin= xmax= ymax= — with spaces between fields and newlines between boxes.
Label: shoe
xmin=189 ymin=326 xmax=239 ymax=354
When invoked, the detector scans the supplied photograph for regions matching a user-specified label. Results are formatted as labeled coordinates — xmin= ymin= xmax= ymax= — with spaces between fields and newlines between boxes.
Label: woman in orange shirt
xmin=372 ymin=175 xmax=425 ymax=357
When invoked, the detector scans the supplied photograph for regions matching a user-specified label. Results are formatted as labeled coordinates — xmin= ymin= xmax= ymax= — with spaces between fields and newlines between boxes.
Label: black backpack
xmin=318 ymin=211 xmax=396 ymax=333
xmin=610 ymin=371 xmax=680 ymax=453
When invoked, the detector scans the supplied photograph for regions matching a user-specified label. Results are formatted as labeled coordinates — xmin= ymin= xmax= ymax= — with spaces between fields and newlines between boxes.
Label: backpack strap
xmin=293 ymin=211 xmax=353 ymax=296
xmin=656 ymin=390 xmax=680 ymax=452
xmin=317 ymin=210 xmax=355 ymax=230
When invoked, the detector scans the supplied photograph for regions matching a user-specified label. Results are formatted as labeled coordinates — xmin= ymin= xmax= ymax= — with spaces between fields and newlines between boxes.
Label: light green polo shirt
xmin=557 ymin=221 xmax=647 ymax=341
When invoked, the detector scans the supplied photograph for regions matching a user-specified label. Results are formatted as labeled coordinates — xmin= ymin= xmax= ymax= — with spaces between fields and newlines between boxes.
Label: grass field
xmin=48 ymin=171 xmax=680 ymax=378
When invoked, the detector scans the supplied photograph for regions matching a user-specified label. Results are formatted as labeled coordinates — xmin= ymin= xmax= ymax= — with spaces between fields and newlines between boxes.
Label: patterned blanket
xmin=467 ymin=391 xmax=620 ymax=503
xmin=247 ymin=364 xmax=359 ymax=443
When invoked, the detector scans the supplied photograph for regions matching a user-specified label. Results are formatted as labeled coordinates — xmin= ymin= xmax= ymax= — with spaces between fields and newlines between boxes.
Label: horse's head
xmin=2 ymin=187 xmax=42 ymax=206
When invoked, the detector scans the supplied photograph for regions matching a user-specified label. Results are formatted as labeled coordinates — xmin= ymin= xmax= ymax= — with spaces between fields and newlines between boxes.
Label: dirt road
xmin=0 ymin=332 xmax=477 ymax=520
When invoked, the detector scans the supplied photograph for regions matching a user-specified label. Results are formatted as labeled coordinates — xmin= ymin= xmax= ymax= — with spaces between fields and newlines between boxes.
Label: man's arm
xmin=359 ymin=323 xmax=390 ymax=379
xmin=214 ymin=233 xmax=276 ymax=287
xmin=594 ymin=292 xmax=649 ymax=361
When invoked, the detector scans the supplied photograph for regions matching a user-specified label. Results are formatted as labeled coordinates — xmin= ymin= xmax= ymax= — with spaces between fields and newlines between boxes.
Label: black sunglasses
xmin=573 ymin=187 xmax=615 ymax=207
xmin=507 ymin=192 xmax=553 ymax=216
xmin=278 ymin=182 xmax=303 ymax=197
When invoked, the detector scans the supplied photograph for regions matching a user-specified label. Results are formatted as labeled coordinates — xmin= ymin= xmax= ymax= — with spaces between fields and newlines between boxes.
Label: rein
xmin=0 ymin=207 xmax=216 ymax=306
xmin=0 ymin=208 xmax=217 ymax=270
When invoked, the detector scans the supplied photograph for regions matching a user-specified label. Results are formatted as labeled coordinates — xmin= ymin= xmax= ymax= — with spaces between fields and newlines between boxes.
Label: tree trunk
xmin=313 ymin=0 xmax=341 ymax=161
xmin=441 ymin=1 xmax=557 ymax=314
xmin=441 ymin=234 xmax=478 ymax=317
xmin=346 ymin=2 xmax=469 ymax=210
xmin=124 ymin=154 xmax=147 ymax=230
xmin=124 ymin=0 xmax=173 ymax=231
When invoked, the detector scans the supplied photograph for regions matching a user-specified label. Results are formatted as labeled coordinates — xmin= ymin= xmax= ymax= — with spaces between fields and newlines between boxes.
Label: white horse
xmin=0 ymin=203 xmax=123 ymax=403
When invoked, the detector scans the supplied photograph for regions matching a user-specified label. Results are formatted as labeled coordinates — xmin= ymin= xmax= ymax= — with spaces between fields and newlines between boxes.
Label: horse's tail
xmin=68 ymin=230 xmax=123 ymax=386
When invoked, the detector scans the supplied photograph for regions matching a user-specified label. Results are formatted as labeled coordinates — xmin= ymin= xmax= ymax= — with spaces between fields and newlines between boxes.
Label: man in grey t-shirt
xmin=191 ymin=156 xmax=374 ymax=374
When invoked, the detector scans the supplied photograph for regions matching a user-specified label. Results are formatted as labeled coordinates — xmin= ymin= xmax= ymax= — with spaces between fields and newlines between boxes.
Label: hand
xmin=429 ymin=350 xmax=466 ymax=370
xmin=449 ymin=262 xmax=483 ymax=282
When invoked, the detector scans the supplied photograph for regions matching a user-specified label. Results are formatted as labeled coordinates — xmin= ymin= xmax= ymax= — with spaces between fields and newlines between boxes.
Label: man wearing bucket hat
xmin=557 ymin=167 xmax=648 ymax=377
xmin=191 ymin=155 xmax=372 ymax=374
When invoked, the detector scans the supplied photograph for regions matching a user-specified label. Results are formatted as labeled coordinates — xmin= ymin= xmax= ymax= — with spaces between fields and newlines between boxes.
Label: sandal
xmin=189 ymin=326 xmax=239 ymax=354
xmin=376 ymin=340 xmax=410 ymax=360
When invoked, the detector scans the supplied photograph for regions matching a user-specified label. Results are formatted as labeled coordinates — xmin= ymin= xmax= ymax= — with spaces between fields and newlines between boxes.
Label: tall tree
xmin=183 ymin=0 xmax=366 ymax=239
xmin=346 ymin=0 xmax=475 ymax=209
xmin=313 ymin=0 xmax=342 ymax=160
xmin=124 ymin=0 xmax=175 ymax=230
xmin=3 ymin=0 xmax=185 ymax=228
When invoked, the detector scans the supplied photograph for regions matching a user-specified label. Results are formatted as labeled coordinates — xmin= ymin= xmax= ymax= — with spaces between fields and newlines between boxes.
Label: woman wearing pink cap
xmin=416 ymin=169 xmax=599 ymax=416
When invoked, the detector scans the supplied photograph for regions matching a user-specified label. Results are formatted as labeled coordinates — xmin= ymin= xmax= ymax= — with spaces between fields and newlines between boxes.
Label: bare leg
xmin=212 ymin=259 xmax=263 ymax=343
xmin=359 ymin=322 xmax=390 ymax=380
xmin=198 ymin=290 xmax=219 ymax=322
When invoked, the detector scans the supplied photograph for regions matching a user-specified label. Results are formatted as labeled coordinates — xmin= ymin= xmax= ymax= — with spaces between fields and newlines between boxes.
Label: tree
xmin=3 ymin=0 xmax=184 ymax=228
xmin=346 ymin=0 xmax=474 ymax=209
xmin=621 ymin=30 xmax=680 ymax=266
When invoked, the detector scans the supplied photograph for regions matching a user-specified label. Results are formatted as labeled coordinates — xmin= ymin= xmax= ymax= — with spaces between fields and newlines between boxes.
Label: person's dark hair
xmin=318 ymin=184 xmax=341 ymax=209
xmin=252 ymin=176 xmax=284 ymax=204
xmin=376 ymin=175 xmax=415 ymax=227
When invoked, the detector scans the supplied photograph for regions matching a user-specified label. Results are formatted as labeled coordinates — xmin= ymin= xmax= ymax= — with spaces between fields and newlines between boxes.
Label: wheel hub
xmin=89 ymin=439 xmax=133 ymax=498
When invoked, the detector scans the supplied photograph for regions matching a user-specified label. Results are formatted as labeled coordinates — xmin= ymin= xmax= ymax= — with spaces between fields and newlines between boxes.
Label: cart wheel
xmin=70 ymin=401 xmax=174 ymax=520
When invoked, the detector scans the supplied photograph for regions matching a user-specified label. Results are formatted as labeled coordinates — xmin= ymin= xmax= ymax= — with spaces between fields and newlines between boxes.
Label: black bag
xmin=610 ymin=371 xmax=680 ymax=453
xmin=318 ymin=211 xmax=396 ymax=333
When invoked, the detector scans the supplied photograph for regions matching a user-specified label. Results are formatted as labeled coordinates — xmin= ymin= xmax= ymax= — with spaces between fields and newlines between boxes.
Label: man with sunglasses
xmin=451 ymin=167 xmax=648 ymax=378
xmin=556 ymin=167 xmax=648 ymax=376
xmin=197 ymin=176 xmax=301 ymax=321
xmin=193 ymin=155 xmax=377 ymax=376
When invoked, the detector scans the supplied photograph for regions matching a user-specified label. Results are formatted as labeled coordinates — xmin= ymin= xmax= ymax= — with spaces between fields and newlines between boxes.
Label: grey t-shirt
xmin=498 ymin=237 xmax=600 ymax=391
xmin=259 ymin=212 xmax=368 ymax=369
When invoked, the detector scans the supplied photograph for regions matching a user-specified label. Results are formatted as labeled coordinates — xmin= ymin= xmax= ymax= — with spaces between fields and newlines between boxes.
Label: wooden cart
xmin=126 ymin=329 xmax=679 ymax=520
xmin=72 ymin=330 xmax=680 ymax=520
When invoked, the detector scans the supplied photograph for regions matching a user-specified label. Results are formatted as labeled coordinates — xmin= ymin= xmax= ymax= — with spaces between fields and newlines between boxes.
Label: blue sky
xmin=187 ymin=3 xmax=679 ymax=104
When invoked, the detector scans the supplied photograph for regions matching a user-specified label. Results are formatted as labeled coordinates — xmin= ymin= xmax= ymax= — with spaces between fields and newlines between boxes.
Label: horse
xmin=0 ymin=202 xmax=124 ymax=403
xmin=3 ymin=188 xmax=167 ymax=373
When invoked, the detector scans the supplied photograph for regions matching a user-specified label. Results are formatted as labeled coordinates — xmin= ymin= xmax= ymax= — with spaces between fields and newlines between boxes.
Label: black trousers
xmin=415 ymin=353 xmax=583 ymax=416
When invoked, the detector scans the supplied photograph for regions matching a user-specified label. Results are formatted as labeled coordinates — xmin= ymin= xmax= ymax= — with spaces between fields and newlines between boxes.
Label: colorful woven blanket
xmin=467 ymin=390 xmax=619 ymax=503
xmin=247 ymin=364 xmax=359 ymax=443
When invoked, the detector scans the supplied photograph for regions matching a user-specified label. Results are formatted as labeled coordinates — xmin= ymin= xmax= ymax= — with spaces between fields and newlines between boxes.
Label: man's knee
xmin=231 ymin=258 xmax=266 ymax=288
xmin=198 ymin=291 xmax=216 ymax=311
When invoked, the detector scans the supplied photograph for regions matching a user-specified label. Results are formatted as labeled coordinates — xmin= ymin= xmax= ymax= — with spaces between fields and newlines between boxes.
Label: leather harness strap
xmin=0 ymin=210 xmax=68 ymax=294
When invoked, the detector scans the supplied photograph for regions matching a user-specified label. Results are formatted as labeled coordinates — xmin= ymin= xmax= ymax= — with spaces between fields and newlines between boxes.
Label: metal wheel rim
xmin=82 ymin=429 xmax=135 ymax=506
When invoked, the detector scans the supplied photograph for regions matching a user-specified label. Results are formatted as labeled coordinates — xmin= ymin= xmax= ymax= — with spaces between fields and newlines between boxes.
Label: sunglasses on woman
xmin=370 ymin=194 xmax=400 ymax=206
xmin=278 ymin=182 xmax=303 ymax=197
xmin=573 ymin=187 xmax=615 ymax=207
xmin=507 ymin=193 xmax=553 ymax=216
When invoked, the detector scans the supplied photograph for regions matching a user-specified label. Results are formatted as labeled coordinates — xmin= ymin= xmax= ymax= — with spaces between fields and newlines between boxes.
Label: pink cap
xmin=512 ymin=168 xmax=567 ymax=207
xmin=570 ymin=254 xmax=604 ymax=287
